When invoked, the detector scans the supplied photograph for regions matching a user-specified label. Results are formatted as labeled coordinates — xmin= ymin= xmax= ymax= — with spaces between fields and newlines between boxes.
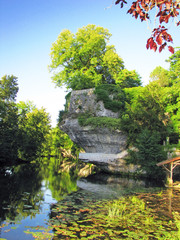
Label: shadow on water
xmin=0 ymin=157 xmax=179 ymax=239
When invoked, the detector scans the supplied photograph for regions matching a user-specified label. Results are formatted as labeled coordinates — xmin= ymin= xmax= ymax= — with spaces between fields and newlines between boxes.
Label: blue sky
xmin=0 ymin=0 xmax=179 ymax=126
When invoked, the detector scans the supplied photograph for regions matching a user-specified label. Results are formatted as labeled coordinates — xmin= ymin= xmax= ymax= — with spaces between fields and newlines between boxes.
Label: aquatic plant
xmin=48 ymin=191 xmax=179 ymax=239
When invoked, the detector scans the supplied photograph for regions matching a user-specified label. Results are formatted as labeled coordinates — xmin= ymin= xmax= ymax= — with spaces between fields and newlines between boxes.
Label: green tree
xmin=18 ymin=102 xmax=51 ymax=160
xmin=149 ymin=66 xmax=170 ymax=87
xmin=149 ymin=49 xmax=180 ymax=140
xmin=122 ymin=49 xmax=180 ymax=145
xmin=164 ymin=49 xmax=180 ymax=138
xmin=46 ymin=126 xmax=80 ymax=157
xmin=167 ymin=47 xmax=180 ymax=83
xmin=49 ymin=24 xmax=124 ymax=90
xmin=0 ymin=75 xmax=18 ymax=102
xmin=129 ymin=129 xmax=167 ymax=179
xmin=0 ymin=75 xmax=19 ymax=163
xmin=163 ymin=86 xmax=180 ymax=141
xmin=121 ymin=85 xmax=170 ymax=144
xmin=115 ymin=69 xmax=142 ymax=88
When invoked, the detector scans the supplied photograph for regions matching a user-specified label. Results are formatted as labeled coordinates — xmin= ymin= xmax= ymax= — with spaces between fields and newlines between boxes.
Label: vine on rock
xmin=115 ymin=0 xmax=180 ymax=53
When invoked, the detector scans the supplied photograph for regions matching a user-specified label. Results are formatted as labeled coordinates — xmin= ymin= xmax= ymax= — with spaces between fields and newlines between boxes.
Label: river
xmin=0 ymin=157 xmax=179 ymax=239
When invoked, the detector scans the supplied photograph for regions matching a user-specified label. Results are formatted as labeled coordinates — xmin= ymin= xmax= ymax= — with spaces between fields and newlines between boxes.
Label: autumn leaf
xmin=152 ymin=42 xmax=157 ymax=52
xmin=146 ymin=37 xmax=154 ymax=49
xmin=115 ymin=0 xmax=178 ymax=53
xmin=156 ymin=34 xmax=163 ymax=45
xmin=159 ymin=42 xmax=167 ymax=52
xmin=115 ymin=0 xmax=121 ymax=4
xmin=168 ymin=46 xmax=174 ymax=54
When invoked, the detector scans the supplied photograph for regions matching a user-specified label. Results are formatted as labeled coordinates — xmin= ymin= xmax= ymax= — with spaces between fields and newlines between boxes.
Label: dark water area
xmin=0 ymin=158 xmax=178 ymax=239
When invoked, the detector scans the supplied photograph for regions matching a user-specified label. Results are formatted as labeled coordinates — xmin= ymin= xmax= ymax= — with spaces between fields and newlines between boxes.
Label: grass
xmin=78 ymin=115 xmax=121 ymax=130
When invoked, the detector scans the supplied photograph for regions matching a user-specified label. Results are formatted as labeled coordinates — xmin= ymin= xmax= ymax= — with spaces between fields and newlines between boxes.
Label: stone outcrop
xmin=60 ymin=88 xmax=139 ymax=175
xmin=61 ymin=119 xmax=127 ymax=154
xmin=68 ymin=88 xmax=119 ymax=119
xmin=79 ymin=151 xmax=143 ymax=175
xmin=60 ymin=89 xmax=127 ymax=153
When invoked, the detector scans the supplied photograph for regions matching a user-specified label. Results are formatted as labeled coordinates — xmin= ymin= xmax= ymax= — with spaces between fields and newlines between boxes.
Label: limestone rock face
xmin=79 ymin=151 xmax=143 ymax=175
xmin=61 ymin=118 xmax=127 ymax=154
xmin=60 ymin=88 xmax=127 ymax=154
xmin=59 ymin=88 xmax=136 ymax=174
xmin=68 ymin=88 xmax=119 ymax=119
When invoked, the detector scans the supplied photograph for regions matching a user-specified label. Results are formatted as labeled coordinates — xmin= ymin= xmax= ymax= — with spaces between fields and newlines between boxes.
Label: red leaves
xmin=115 ymin=0 xmax=121 ymax=4
xmin=146 ymin=26 xmax=174 ymax=53
xmin=168 ymin=46 xmax=175 ymax=54
xmin=127 ymin=2 xmax=149 ymax=21
xmin=158 ymin=11 xmax=171 ymax=23
xmin=115 ymin=0 xmax=179 ymax=53
xmin=115 ymin=0 xmax=127 ymax=8
xmin=156 ymin=34 xmax=163 ymax=45
xmin=159 ymin=43 xmax=167 ymax=53
xmin=146 ymin=37 xmax=157 ymax=51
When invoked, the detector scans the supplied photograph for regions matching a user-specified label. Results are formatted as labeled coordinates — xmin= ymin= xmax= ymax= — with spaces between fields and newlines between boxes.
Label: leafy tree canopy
xmin=49 ymin=24 xmax=125 ymax=90
xmin=167 ymin=47 xmax=180 ymax=81
xmin=0 ymin=75 xmax=19 ymax=163
xmin=18 ymin=102 xmax=51 ymax=160
xmin=17 ymin=100 xmax=36 ymax=115
xmin=121 ymin=49 xmax=180 ymax=144
xmin=0 ymin=75 xmax=52 ymax=164
xmin=115 ymin=69 xmax=142 ymax=88
xmin=0 ymin=75 xmax=18 ymax=102
xmin=149 ymin=48 xmax=180 ymax=136
xmin=149 ymin=66 xmax=170 ymax=87
xmin=129 ymin=129 xmax=167 ymax=178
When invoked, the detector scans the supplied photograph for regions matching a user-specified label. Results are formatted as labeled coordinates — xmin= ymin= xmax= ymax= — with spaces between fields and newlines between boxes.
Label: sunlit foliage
xmin=49 ymin=24 xmax=125 ymax=90
xmin=18 ymin=102 xmax=51 ymax=160
xmin=0 ymin=75 xmax=19 ymax=163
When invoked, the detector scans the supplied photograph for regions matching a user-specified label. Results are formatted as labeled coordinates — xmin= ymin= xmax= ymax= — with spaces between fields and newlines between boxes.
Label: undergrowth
xmin=78 ymin=114 xmax=121 ymax=130
xmin=94 ymin=84 xmax=126 ymax=113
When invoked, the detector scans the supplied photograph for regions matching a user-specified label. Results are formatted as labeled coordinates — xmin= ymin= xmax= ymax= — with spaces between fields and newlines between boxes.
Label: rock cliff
xmin=60 ymin=88 xmax=141 ymax=174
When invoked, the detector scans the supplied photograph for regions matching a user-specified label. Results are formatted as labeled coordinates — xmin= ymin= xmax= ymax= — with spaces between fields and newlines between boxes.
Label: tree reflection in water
xmin=0 ymin=157 xmax=78 ymax=239
xmin=0 ymin=163 xmax=43 ymax=224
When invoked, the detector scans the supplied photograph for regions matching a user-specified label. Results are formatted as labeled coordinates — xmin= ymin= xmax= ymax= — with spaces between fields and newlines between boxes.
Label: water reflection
xmin=0 ymin=157 xmax=77 ymax=240
xmin=40 ymin=158 xmax=77 ymax=201
xmin=0 ymin=163 xmax=43 ymax=223
xmin=77 ymin=173 xmax=163 ymax=199
xmin=0 ymin=158 xmax=177 ymax=240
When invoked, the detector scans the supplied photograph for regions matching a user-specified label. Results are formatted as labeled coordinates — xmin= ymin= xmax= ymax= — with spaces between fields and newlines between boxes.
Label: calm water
xmin=0 ymin=158 xmax=164 ymax=240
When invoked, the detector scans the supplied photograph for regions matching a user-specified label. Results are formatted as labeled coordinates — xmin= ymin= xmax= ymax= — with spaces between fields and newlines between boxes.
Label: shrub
xmin=78 ymin=115 xmax=121 ymax=131
xmin=128 ymin=129 xmax=167 ymax=179
xmin=94 ymin=84 xmax=126 ymax=113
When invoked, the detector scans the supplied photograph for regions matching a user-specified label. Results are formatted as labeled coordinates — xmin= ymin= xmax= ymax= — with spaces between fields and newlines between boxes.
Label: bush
xmin=128 ymin=129 xmax=167 ymax=179
xmin=94 ymin=84 xmax=126 ymax=113
xmin=78 ymin=115 xmax=121 ymax=130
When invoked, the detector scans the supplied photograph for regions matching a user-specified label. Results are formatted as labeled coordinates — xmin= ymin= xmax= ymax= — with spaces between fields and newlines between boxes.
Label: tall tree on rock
xmin=49 ymin=24 xmax=124 ymax=90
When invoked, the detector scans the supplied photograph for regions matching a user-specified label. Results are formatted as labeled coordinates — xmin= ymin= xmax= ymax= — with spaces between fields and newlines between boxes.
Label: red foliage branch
xmin=115 ymin=0 xmax=180 ymax=53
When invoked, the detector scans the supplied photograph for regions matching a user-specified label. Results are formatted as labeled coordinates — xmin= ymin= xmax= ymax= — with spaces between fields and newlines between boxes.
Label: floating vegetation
xmin=1 ymin=160 xmax=180 ymax=239
xmin=46 ymin=189 xmax=180 ymax=239
xmin=24 ymin=225 xmax=53 ymax=240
